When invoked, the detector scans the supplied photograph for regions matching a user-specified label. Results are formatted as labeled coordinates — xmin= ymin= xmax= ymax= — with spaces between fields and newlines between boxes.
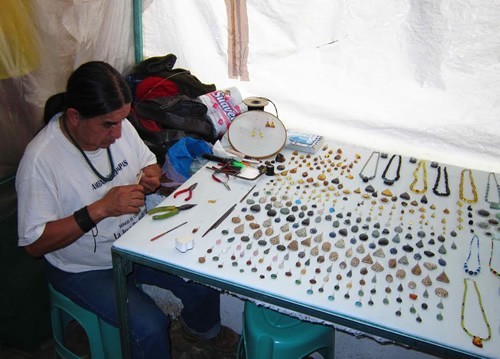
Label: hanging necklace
xmin=459 ymin=169 xmax=478 ymax=204
xmin=489 ymin=238 xmax=500 ymax=277
xmin=485 ymin=172 xmax=500 ymax=210
xmin=359 ymin=151 xmax=380 ymax=182
xmin=432 ymin=166 xmax=450 ymax=197
xmin=409 ymin=160 xmax=427 ymax=194
xmin=461 ymin=279 xmax=491 ymax=348
xmin=464 ymin=234 xmax=481 ymax=276
xmin=62 ymin=117 xmax=116 ymax=183
xmin=381 ymin=155 xmax=401 ymax=185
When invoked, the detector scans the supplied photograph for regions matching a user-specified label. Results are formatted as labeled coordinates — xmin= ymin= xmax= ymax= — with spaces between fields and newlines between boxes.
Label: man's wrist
xmin=74 ymin=206 xmax=96 ymax=232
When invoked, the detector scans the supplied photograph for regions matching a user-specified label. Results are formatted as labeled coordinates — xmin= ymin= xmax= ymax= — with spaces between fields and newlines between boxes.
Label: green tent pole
xmin=133 ymin=0 xmax=143 ymax=64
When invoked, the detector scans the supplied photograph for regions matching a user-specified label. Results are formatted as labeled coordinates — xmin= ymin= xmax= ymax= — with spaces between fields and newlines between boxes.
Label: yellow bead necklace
xmin=461 ymin=279 xmax=491 ymax=348
xmin=409 ymin=160 xmax=427 ymax=194
xmin=459 ymin=169 xmax=478 ymax=204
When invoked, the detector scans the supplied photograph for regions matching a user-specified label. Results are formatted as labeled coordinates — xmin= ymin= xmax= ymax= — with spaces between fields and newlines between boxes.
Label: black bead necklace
xmin=432 ymin=166 xmax=450 ymax=197
xmin=464 ymin=234 xmax=481 ymax=276
xmin=62 ymin=117 xmax=116 ymax=183
xmin=381 ymin=155 xmax=401 ymax=185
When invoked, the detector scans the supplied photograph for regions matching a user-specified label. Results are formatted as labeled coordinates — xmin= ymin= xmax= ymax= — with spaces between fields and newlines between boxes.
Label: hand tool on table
xmin=173 ymin=182 xmax=198 ymax=201
xmin=147 ymin=204 xmax=197 ymax=220
xmin=211 ymin=171 xmax=231 ymax=191
xmin=150 ymin=221 xmax=188 ymax=242
xmin=202 ymin=203 xmax=237 ymax=238
xmin=202 ymin=153 xmax=246 ymax=168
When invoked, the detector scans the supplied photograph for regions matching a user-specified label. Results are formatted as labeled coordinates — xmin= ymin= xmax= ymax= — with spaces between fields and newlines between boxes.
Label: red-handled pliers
xmin=173 ymin=182 xmax=198 ymax=201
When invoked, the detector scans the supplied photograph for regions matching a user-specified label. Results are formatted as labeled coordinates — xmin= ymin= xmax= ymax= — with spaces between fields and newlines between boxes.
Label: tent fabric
xmin=1 ymin=0 xmax=499 ymax=217
xmin=0 ymin=0 xmax=134 ymax=216
xmin=142 ymin=0 xmax=500 ymax=173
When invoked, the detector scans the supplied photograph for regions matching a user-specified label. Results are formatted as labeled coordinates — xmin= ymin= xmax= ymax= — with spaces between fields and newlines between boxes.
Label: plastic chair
xmin=48 ymin=284 xmax=122 ymax=359
xmin=239 ymin=301 xmax=335 ymax=359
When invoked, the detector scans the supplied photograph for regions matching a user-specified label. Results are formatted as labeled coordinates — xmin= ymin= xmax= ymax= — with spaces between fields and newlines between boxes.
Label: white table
xmin=112 ymin=141 xmax=500 ymax=359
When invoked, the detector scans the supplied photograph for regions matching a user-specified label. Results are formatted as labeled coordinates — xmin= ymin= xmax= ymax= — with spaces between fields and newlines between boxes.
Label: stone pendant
xmin=472 ymin=336 xmax=483 ymax=348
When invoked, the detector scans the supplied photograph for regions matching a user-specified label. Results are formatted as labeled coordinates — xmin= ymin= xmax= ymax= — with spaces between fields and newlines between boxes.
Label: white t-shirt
xmin=16 ymin=113 xmax=157 ymax=273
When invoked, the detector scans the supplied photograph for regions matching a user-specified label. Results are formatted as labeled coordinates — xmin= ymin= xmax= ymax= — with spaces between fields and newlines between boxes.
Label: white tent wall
xmin=0 ymin=0 xmax=134 ymax=214
xmin=142 ymin=0 xmax=500 ymax=173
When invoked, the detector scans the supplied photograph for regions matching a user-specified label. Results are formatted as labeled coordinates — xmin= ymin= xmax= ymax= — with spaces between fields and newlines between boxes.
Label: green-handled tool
xmin=147 ymin=204 xmax=197 ymax=220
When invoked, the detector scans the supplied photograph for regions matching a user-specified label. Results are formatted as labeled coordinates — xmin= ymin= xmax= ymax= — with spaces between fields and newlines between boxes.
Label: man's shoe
xmin=181 ymin=325 xmax=240 ymax=355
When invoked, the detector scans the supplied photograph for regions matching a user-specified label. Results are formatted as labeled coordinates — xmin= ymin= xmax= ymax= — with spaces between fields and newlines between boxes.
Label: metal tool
xmin=240 ymin=184 xmax=256 ymax=203
xmin=136 ymin=169 xmax=143 ymax=184
xmin=202 ymin=204 xmax=237 ymax=238
xmin=173 ymin=182 xmax=198 ymax=201
xmin=206 ymin=165 xmax=266 ymax=181
xmin=150 ymin=221 xmax=188 ymax=242
xmin=147 ymin=204 xmax=197 ymax=220
xmin=212 ymin=172 xmax=231 ymax=191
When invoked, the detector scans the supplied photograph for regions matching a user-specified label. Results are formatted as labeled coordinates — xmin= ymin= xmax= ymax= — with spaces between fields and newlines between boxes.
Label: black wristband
xmin=74 ymin=206 xmax=96 ymax=233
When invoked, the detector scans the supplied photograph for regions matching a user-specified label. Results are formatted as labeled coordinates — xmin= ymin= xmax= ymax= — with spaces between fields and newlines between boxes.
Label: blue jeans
xmin=46 ymin=261 xmax=221 ymax=359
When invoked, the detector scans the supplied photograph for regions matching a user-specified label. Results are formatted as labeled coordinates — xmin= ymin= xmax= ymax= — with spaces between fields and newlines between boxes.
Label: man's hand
xmin=92 ymin=184 xmax=145 ymax=220
xmin=138 ymin=164 xmax=161 ymax=194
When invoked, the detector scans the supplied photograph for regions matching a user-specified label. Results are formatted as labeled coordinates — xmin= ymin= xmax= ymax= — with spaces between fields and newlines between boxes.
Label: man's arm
xmin=24 ymin=183 xmax=146 ymax=257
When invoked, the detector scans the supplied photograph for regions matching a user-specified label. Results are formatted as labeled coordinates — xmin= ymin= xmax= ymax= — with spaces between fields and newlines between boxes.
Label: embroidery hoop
xmin=227 ymin=110 xmax=287 ymax=159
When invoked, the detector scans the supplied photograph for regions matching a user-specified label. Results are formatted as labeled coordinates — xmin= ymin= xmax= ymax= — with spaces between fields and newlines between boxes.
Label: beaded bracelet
xmin=74 ymin=206 xmax=96 ymax=233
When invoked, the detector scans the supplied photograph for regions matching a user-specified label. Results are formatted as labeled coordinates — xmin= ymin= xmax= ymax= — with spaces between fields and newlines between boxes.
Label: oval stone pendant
xmin=472 ymin=336 xmax=483 ymax=348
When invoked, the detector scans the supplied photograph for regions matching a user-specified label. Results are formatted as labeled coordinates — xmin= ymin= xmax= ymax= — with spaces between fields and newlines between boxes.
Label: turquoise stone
xmin=307 ymin=289 xmax=313 ymax=295
xmin=437 ymin=313 xmax=443 ymax=321
xmin=355 ymin=301 xmax=362 ymax=307
xmin=328 ymin=295 xmax=335 ymax=301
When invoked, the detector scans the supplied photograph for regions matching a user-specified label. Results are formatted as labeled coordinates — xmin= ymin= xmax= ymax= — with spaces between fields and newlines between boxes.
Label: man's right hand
xmin=91 ymin=184 xmax=145 ymax=221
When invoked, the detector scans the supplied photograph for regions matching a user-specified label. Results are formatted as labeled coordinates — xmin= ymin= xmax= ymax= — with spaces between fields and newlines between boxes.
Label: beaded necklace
xmin=63 ymin=117 xmax=116 ymax=183
xmin=461 ymin=279 xmax=491 ymax=348
xmin=432 ymin=166 xmax=450 ymax=197
xmin=459 ymin=169 xmax=478 ymax=204
xmin=381 ymin=155 xmax=401 ymax=185
xmin=409 ymin=160 xmax=427 ymax=194
xmin=464 ymin=234 xmax=481 ymax=276
xmin=489 ymin=238 xmax=500 ymax=277
xmin=359 ymin=151 xmax=380 ymax=183
xmin=485 ymin=172 xmax=500 ymax=210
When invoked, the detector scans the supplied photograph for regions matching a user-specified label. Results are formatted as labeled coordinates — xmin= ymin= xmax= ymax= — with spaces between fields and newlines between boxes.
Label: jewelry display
xmin=485 ymin=172 xmax=500 ymax=209
xmin=459 ymin=169 xmax=478 ymax=204
xmin=62 ymin=117 xmax=115 ymax=182
xmin=432 ymin=166 xmax=450 ymax=197
xmin=381 ymin=155 xmax=402 ymax=185
xmin=464 ymin=234 xmax=480 ymax=276
xmin=359 ymin=151 xmax=380 ymax=182
xmin=460 ymin=279 xmax=491 ymax=348
xmin=410 ymin=160 xmax=428 ymax=194
xmin=185 ymin=142 xmax=500 ymax=356
xmin=489 ymin=238 xmax=500 ymax=277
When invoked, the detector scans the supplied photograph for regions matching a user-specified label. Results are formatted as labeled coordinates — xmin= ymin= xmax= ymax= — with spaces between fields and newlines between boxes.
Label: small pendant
xmin=472 ymin=336 xmax=483 ymax=348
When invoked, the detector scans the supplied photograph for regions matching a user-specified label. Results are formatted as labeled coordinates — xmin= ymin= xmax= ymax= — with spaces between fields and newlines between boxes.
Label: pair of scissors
xmin=173 ymin=182 xmax=198 ymax=201
xmin=147 ymin=204 xmax=197 ymax=220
